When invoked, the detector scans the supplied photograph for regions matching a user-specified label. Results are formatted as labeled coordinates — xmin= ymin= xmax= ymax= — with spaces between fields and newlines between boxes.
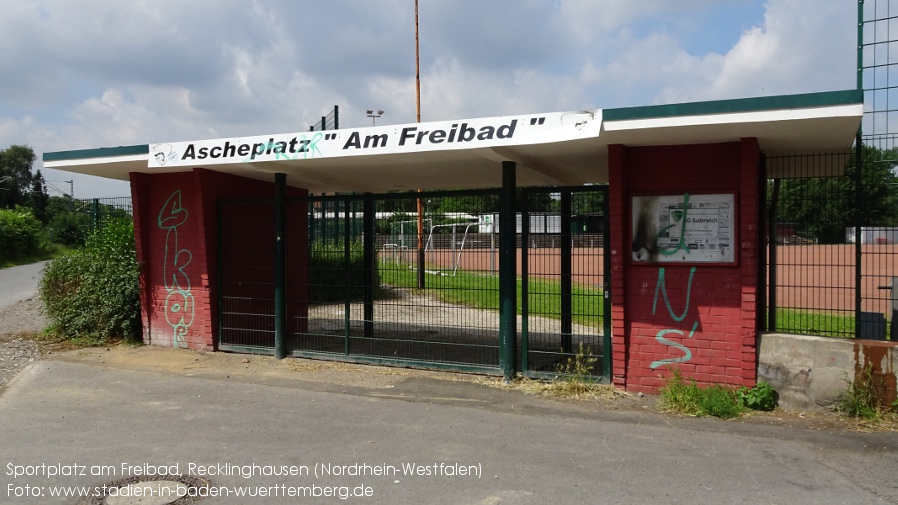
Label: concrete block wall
xmin=760 ymin=333 xmax=898 ymax=410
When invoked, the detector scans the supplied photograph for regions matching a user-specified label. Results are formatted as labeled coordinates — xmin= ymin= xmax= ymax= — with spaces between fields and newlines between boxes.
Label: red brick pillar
xmin=607 ymin=141 xmax=761 ymax=393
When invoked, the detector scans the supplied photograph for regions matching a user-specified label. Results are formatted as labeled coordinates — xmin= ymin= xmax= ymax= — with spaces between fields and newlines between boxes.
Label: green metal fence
xmin=43 ymin=196 xmax=133 ymax=246
xmin=764 ymin=147 xmax=898 ymax=340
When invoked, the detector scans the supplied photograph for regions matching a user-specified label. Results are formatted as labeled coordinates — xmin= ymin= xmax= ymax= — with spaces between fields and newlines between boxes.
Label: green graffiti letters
xmin=653 ymin=192 xmax=690 ymax=256
xmin=649 ymin=266 xmax=698 ymax=370
xmin=158 ymin=190 xmax=194 ymax=348
xmin=651 ymin=266 xmax=696 ymax=322
xmin=240 ymin=132 xmax=324 ymax=164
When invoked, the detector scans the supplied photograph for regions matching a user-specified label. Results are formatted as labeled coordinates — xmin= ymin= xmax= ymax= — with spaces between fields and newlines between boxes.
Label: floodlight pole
xmin=366 ymin=110 xmax=384 ymax=126
xmin=415 ymin=0 xmax=426 ymax=289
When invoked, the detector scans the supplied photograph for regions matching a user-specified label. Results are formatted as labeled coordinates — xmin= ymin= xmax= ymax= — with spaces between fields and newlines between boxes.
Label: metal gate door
xmin=291 ymin=190 xmax=504 ymax=373
xmin=520 ymin=186 xmax=611 ymax=380
xmin=218 ymin=200 xmax=277 ymax=353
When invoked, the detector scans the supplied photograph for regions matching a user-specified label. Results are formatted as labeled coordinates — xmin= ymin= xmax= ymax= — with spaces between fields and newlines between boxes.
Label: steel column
xmin=499 ymin=161 xmax=517 ymax=380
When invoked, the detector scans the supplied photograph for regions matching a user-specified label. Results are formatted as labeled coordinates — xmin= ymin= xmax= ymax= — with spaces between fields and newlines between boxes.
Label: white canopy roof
xmin=44 ymin=90 xmax=863 ymax=193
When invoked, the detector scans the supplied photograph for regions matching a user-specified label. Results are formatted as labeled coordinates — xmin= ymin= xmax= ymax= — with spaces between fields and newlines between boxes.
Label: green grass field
xmin=771 ymin=309 xmax=863 ymax=338
xmin=380 ymin=262 xmax=605 ymax=328
xmin=380 ymin=262 xmax=877 ymax=338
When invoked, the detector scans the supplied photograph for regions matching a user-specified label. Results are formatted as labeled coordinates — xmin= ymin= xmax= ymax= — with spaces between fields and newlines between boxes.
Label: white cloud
xmin=0 ymin=0 xmax=860 ymax=197
xmin=657 ymin=0 xmax=856 ymax=103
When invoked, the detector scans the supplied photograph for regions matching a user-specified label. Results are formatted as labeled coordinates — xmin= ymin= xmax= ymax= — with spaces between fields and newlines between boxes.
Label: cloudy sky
xmin=0 ymin=0 xmax=858 ymax=198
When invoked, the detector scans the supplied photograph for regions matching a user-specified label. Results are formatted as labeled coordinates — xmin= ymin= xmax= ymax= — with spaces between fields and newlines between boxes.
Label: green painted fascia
xmin=603 ymin=89 xmax=863 ymax=122
xmin=43 ymin=144 xmax=149 ymax=162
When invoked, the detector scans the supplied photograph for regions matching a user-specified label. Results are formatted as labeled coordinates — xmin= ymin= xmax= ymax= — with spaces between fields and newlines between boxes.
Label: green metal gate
xmin=293 ymin=190 xmax=504 ymax=373
xmin=217 ymin=187 xmax=611 ymax=380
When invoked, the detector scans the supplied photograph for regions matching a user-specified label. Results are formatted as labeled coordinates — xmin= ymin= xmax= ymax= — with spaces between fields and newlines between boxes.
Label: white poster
xmin=631 ymin=193 xmax=735 ymax=263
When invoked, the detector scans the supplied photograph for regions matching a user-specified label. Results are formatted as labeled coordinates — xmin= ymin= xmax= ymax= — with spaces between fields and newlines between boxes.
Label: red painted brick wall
xmin=129 ymin=169 xmax=308 ymax=351
xmin=609 ymin=140 xmax=760 ymax=393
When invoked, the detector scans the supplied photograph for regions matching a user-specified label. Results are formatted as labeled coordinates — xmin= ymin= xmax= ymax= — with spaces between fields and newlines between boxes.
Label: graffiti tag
xmin=158 ymin=190 xmax=194 ymax=347
xmin=649 ymin=266 xmax=699 ymax=369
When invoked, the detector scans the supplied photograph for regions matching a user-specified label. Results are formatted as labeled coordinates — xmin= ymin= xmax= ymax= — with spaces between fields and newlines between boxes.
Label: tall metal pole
xmin=415 ymin=0 xmax=421 ymax=124
xmin=415 ymin=0 xmax=426 ymax=289
xmin=855 ymin=0 xmax=864 ymax=337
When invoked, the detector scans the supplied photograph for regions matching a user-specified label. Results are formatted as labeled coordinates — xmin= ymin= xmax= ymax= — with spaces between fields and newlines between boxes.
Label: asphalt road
xmin=1 ymin=357 xmax=896 ymax=505
xmin=0 ymin=261 xmax=46 ymax=310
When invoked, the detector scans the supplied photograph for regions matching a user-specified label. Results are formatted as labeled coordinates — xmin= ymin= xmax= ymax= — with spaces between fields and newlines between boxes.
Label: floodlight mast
xmin=366 ymin=109 xmax=384 ymax=126
xmin=415 ymin=0 xmax=425 ymax=290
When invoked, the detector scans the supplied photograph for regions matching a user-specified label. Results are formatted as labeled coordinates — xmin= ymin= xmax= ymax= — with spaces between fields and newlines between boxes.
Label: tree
xmin=29 ymin=169 xmax=50 ymax=223
xmin=776 ymin=145 xmax=898 ymax=243
xmin=0 ymin=145 xmax=36 ymax=210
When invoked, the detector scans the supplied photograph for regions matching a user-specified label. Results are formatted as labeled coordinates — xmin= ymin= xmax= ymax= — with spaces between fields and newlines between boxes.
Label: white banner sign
xmin=149 ymin=110 xmax=601 ymax=168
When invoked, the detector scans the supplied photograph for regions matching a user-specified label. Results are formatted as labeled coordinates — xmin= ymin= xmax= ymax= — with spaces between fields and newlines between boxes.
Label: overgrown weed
xmin=835 ymin=365 xmax=895 ymax=419
xmin=659 ymin=369 xmax=745 ymax=419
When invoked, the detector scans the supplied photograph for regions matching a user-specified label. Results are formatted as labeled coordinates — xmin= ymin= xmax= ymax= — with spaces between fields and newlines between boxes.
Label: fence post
xmin=560 ymin=191 xmax=573 ymax=354
xmin=520 ymin=191 xmax=530 ymax=374
xmin=601 ymin=187 xmax=613 ymax=382
xmin=274 ymin=173 xmax=287 ymax=359
xmin=855 ymin=133 xmax=864 ymax=337
xmin=344 ymin=196 xmax=352 ymax=355
xmin=363 ymin=194 xmax=375 ymax=340
xmin=768 ymin=179 xmax=780 ymax=331
xmin=499 ymin=161 xmax=517 ymax=381
xmin=92 ymin=198 xmax=100 ymax=230
xmin=757 ymin=155 xmax=768 ymax=332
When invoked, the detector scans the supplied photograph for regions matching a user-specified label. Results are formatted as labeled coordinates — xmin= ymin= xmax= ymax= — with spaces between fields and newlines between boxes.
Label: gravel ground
xmin=0 ymin=297 xmax=46 ymax=393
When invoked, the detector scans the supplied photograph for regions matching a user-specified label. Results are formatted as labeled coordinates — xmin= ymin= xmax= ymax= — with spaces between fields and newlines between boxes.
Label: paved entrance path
xmin=0 ymin=261 xmax=47 ymax=310
xmin=1 ymin=354 xmax=896 ymax=504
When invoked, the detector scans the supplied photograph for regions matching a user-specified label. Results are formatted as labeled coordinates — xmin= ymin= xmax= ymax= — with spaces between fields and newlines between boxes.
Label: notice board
xmin=631 ymin=193 xmax=735 ymax=263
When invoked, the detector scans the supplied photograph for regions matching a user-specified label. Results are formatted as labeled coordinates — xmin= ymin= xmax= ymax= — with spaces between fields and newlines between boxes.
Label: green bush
xmin=699 ymin=384 xmax=744 ymax=419
xmin=0 ymin=206 xmax=44 ymax=262
xmin=737 ymin=381 xmax=778 ymax=411
xmin=40 ymin=217 xmax=141 ymax=341
xmin=45 ymin=211 xmax=91 ymax=247
xmin=309 ymin=240 xmax=380 ymax=302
